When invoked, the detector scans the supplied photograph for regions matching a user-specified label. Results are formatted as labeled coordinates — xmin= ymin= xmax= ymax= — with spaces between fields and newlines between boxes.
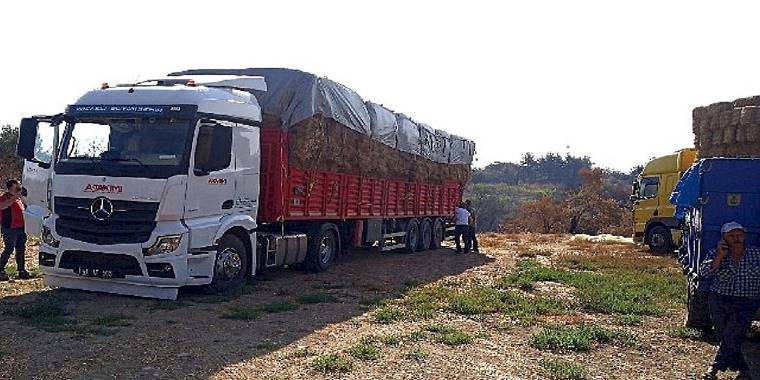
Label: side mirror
xmin=193 ymin=167 xmax=209 ymax=177
xmin=16 ymin=118 xmax=39 ymax=161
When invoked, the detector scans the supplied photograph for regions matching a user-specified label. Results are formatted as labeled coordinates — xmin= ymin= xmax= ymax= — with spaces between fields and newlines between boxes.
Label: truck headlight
xmin=41 ymin=226 xmax=60 ymax=248
xmin=144 ymin=235 xmax=182 ymax=256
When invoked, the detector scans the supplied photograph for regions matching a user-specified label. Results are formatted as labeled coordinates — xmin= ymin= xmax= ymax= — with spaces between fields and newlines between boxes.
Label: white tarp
xmin=396 ymin=114 xmax=421 ymax=154
xmin=450 ymin=134 xmax=475 ymax=164
xmin=434 ymin=129 xmax=451 ymax=164
xmin=366 ymin=102 xmax=398 ymax=148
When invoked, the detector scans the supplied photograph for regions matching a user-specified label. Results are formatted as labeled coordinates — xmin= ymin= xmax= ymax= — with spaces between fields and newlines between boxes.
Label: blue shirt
xmin=699 ymin=245 xmax=760 ymax=299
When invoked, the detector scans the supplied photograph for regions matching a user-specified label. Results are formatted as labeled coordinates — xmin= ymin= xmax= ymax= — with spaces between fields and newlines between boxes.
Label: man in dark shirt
xmin=700 ymin=222 xmax=760 ymax=380
xmin=0 ymin=179 xmax=29 ymax=281
xmin=464 ymin=200 xmax=480 ymax=253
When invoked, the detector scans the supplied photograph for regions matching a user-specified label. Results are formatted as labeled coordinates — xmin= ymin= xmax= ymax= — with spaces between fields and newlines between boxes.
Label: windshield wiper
xmin=102 ymin=157 xmax=155 ymax=176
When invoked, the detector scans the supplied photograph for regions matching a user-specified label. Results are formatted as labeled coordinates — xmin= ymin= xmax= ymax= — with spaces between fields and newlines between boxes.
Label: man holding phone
xmin=700 ymin=222 xmax=760 ymax=380
xmin=0 ymin=179 xmax=30 ymax=281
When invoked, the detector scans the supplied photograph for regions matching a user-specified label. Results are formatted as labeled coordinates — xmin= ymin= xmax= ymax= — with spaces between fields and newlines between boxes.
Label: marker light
xmin=101 ymin=82 xmax=110 ymax=90
xmin=186 ymin=80 xmax=197 ymax=87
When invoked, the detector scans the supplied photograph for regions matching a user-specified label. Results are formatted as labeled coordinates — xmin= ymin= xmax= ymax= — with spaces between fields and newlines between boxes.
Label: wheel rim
xmin=319 ymin=233 xmax=334 ymax=265
xmin=216 ymin=248 xmax=242 ymax=281
xmin=421 ymin=221 xmax=432 ymax=249
xmin=408 ymin=224 xmax=419 ymax=249
xmin=651 ymin=232 xmax=666 ymax=248
xmin=433 ymin=220 xmax=443 ymax=246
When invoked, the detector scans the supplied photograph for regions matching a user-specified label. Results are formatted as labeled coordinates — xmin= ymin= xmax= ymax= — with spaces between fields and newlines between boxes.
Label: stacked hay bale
xmin=693 ymin=96 xmax=760 ymax=157
xmin=173 ymin=68 xmax=475 ymax=184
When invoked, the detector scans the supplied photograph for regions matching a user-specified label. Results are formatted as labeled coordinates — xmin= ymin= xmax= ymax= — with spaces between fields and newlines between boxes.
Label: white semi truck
xmin=17 ymin=69 xmax=474 ymax=299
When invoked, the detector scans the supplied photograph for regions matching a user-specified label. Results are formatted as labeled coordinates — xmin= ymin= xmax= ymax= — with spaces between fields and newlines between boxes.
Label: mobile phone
xmin=20 ymin=187 xmax=27 ymax=197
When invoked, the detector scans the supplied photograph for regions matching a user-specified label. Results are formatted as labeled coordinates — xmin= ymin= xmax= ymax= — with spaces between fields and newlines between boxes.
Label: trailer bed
xmin=258 ymin=129 xmax=462 ymax=223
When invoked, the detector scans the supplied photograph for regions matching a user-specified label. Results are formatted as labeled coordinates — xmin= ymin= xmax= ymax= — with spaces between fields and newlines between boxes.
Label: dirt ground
xmin=0 ymin=234 xmax=758 ymax=380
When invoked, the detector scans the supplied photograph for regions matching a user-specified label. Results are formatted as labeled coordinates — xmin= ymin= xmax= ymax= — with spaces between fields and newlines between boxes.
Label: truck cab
xmin=631 ymin=148 xmax=697 ymax=252
xmin=17 ymin=77 xmax=268 ymax=299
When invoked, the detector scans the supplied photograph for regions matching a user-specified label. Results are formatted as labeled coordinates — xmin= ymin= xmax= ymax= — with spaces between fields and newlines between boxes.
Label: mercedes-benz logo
xmin=90 ymin=197 xmax=114 ymax=221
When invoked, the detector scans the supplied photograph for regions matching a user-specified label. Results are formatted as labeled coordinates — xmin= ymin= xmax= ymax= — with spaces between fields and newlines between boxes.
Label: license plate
xmin=73 ymin=267 xmax=120 ymax=279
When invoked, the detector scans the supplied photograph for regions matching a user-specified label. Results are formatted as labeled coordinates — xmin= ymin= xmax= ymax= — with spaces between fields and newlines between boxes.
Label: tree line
xmin=467 ymin=152 xmax=641 ymax=235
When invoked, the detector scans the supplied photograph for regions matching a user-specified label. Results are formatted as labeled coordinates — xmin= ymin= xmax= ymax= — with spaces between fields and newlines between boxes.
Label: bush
xmin=346 ymin=342 xmax=381 ymax=360
xmin=373 ymin=306 xmax=404 ymax=324
xmin=531 ymin=324 xmax=635 ymax=352
xmin=311 ymin=354 xmax=353 ymax=373
xmin=541 ymin=359 xmax=588 ymax=380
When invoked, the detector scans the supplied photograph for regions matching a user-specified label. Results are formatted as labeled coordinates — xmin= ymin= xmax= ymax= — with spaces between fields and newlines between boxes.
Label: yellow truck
xmin=631 ymin=148 xmax=698 ymax=252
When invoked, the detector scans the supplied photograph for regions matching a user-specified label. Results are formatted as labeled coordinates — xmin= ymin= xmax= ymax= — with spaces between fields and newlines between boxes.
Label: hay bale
xmin=740 ymin=107 xmax=758 ymax=125
xmin=711 ymin=129 xmax=723 ymax=145
xmin=693 ymin=106 xmax=708 ymax=121
xmin=706 ymin=102 xmax=733 ymax=116
xmin=719 ymin=111 xmax=732 ymax=129
xmin=747 ymin=125 xmax=760 ymax=143
xmin=722 ymin=126 xmax=736 ymax=144
xmin=264 ymin=113 xmax=466 ymax=184
xmin=733 ymin=96 xmax=760 ymax=108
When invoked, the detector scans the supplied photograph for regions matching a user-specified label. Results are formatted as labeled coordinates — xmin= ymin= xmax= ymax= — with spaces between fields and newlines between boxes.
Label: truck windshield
xmin=637 ymin=177 xmax=659 ymax=199
xmin=56 ymin=118 xmax=195 ymax=178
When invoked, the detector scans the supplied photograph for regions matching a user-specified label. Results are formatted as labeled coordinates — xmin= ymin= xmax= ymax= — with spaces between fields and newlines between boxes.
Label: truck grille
xmin=55 ymin=197 xmax=159 ymax=245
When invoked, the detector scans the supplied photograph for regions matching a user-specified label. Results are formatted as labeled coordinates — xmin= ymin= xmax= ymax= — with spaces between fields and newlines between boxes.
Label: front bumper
xmin=37 ymin=218 xmax=213 ymax=299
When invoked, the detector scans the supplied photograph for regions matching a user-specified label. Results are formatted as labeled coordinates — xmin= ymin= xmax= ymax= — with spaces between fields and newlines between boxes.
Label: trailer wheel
xmin=304 ymin=223 xmax=338 ymax=272
xmin=685 ymin=277 xmax=712 ymax=330
xmin=418 ymin=218 xmax=432 ymax=251
xmin=647 ymin=225 xmax=673 ymax=254
xmin=208 ymin=234 xmax=248 ymax=293
xmin=404 ymin=219 xmax=420 ymax=253
xmin=430 ymin=218 xmax=444 ymax=249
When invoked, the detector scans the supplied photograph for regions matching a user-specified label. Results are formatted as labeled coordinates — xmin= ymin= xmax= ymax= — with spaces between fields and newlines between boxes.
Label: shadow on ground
xmin=0 ymin=247 xmax=491 ymax=380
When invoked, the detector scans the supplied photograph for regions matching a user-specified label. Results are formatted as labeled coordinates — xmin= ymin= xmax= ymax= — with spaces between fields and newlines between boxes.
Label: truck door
xmin=20 ymin=120 xmax=58 ymax=236
xmin=232 ymin=124 xmax=260 ymax=218
xmin=660 ymin=174 xmax=677 ymax=218
xmin=633 ymin=176 xmax=660 ymax=231
xmin=184 ymin=120 xmax=236 ymax=223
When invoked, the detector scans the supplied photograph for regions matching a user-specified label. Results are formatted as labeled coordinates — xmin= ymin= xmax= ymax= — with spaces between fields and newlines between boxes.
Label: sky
xmin=2 ymin=1 xmax=760 ymax=172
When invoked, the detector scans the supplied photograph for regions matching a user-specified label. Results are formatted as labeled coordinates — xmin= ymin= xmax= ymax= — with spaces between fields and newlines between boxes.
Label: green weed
xmin=311 ymin=354 xmax=354 ymax=373
xmin=541 ymin=358 xmax=588 ymax=380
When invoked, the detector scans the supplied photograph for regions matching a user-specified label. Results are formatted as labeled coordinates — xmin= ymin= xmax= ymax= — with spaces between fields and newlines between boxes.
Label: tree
xmin=504 ymin=196 xmax=569 ymax=233
xmin=0 ymin=124 xmax=22 ymax=182
xmin=566 ymin=168 xmax=629 ymax=235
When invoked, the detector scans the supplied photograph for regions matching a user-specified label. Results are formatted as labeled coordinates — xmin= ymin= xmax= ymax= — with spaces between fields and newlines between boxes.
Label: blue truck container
xmin=670 ymin=158 xmax=760 ymax=328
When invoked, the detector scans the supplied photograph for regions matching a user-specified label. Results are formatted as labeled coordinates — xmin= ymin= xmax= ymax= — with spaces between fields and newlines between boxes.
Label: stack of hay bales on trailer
xmin=170 ymin=68 xmax=475 ymax=184
xmin=693 ymin=96 xmax=760 ymax=157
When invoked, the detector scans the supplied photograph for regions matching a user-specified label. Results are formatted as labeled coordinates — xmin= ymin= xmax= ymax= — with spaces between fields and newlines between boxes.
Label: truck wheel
xmin=404 ymin=219 xmax=420 ymax=253
xmin=685 ymin=278 xmax=712 ymax=330
xmin=647 ymin=225 xmax=673 ymax=253
xmin=208 ymin=234 xmax=248 ymax=293
xmin=418 ymin=218 xmax=432 ymax=252
xmin=430 ymin=218 xmax=444 ymax=249
xmin=304 ymin=223 xmax=338 ymax=272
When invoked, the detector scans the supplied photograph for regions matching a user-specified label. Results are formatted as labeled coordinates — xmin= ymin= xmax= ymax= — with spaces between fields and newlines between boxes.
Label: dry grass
xmin=0 ymin=234 xmax=755 ymax=380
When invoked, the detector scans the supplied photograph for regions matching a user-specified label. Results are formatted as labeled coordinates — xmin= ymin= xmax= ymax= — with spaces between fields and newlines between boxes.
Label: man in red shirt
xmin=0 ymin=179 xmax=29 ymax=281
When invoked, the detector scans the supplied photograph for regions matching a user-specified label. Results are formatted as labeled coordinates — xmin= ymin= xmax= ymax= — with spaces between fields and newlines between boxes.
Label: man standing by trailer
xmin=700 ymin=222 xmax=760 ymax=380
xmin=0 ymin=179 xmax=30 ymax=281
xmin=464 ymin=200 xmax=480 ymax=254
xmin=453 ymin=202 xmax=471 ymax=254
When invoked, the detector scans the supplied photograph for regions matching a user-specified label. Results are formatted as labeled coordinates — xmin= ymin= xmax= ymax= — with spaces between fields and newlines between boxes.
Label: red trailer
xmin=259 ymin=129 xmax=463 ymax=223
xmin=258 ymin=129 xmax=464 ymax=261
